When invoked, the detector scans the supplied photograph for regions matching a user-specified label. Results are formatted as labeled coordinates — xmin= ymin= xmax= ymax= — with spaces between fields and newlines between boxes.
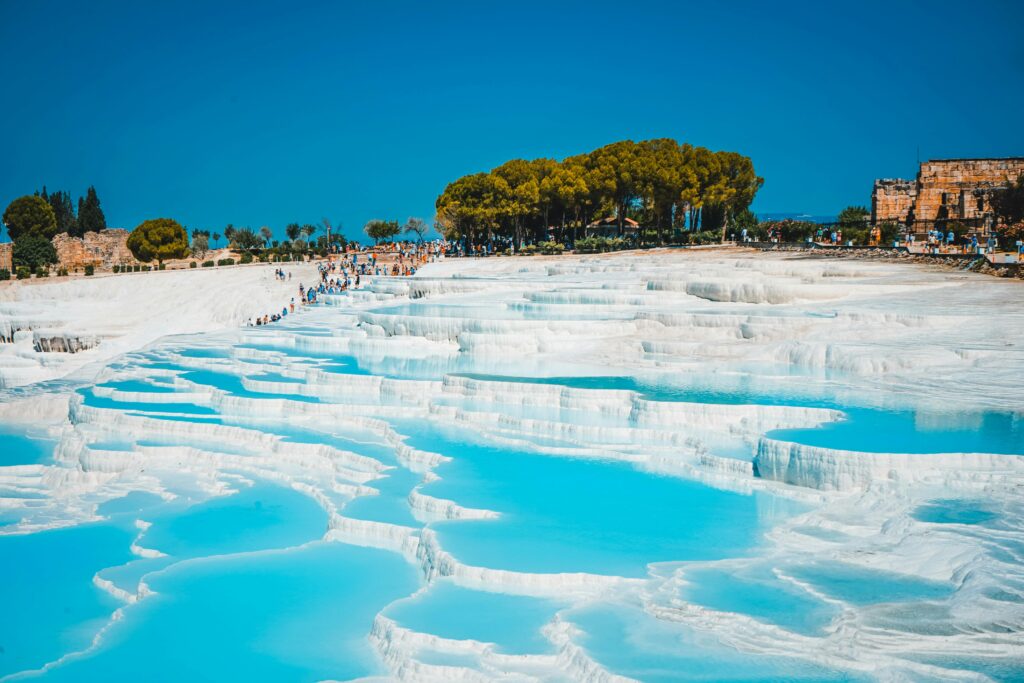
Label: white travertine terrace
xmin=0 ymin=263 xmax=317 ymax=388
xmin=1 ymin=248 xmax=1022 ymax=681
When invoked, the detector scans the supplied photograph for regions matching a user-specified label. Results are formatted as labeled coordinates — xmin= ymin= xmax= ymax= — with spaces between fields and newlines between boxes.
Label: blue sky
xmin=1 ymin=0 xmax=1022 ymax=241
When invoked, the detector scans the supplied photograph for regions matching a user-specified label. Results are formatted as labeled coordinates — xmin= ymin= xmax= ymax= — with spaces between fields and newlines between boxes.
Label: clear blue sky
xmin=1 ymin=0 xmax=1022 ymax=241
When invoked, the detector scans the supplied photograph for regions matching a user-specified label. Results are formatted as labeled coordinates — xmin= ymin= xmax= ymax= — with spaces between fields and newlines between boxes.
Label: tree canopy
xmin=229 ymin=227 xmax=264 ymax=252
xmin=404 ymin=217 xmax=428 ymax=242
xmin=12 ymin=233 xmax=57 ymax=270
xmin=3 ymin=195 xmax=58 ymax=242
xmin=365 ymin=219 xmax=401 ymax=244
xmin=837 ymin=205 xmax=870 ymax=228
xmin=435 ymin=139 xmax=762 ymax=247
xmin=191 ymin=233 xmax=209 ymax=258
xmin=37 ymin=187 xmax=79 ymax=236
xmin=127 ymin=218 xmax=190 ymax=263
xmin=77 ymin=186 xmax=106 ymax=234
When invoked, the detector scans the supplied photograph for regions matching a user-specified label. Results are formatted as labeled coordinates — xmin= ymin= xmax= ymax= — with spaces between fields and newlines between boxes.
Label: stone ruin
xmin=872 ymin=157 xmax=1024 ymax=227
xmin=0 ymin=243 xmax=11 ymax=272
xmin=52 ymin=229 xmax=139 ymax=272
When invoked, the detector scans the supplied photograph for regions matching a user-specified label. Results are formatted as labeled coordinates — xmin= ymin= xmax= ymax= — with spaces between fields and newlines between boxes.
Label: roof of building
xmin=587 ymin=216 xmax=640 ymax=228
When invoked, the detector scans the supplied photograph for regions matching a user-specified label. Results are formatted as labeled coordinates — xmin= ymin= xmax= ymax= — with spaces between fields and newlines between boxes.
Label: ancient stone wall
xmin=871 ymin=179 xmax=916 ymax=223
xmin=873 ymin=158 xmax=1024 ymax=225
xmin=0 ymin=243 xmax=11 ymax=272
xmin=53 ymin=229 xmax=138 ymax=271
xmin=914 ymin=158 xmax=1024 ymax=222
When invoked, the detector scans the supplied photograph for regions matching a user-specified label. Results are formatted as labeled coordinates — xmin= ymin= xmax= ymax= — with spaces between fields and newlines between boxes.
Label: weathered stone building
xmin=872 ymin=157 xmax=1024 ymax=227
xmin=0 ymin=243 xmax=11 ymax=272
xmin=53 ymin=229 xmax=138 ymax=271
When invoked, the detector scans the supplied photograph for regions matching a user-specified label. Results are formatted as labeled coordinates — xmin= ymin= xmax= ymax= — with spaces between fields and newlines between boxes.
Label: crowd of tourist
xmin=247 ymin=241 xmax=451 ymax=325
xmin=912 ymin=229 xmax=1003 ymax=255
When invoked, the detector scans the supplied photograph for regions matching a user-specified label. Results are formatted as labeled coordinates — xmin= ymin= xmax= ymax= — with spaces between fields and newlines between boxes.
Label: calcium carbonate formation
xmin=0 ymin=250 xmax=1021 ymax=681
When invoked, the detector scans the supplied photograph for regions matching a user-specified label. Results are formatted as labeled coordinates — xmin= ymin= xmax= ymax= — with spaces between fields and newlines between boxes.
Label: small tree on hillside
xmin=127 ymin=218 xmax=190 ymax=264
xmin=230 ymin=227 xmax=264 ymax=253
xmin=3 ymin=195 xmax=58 ymax=241
xmin=364 ymin=219 xmax=400 ymax=244
xmin=191 ymin=234 xmax=209 ymax=258
xmin=259 ymin=226 xmax=273 ymax=247
xmin=404 ymin=217 xmax=428 ymax=243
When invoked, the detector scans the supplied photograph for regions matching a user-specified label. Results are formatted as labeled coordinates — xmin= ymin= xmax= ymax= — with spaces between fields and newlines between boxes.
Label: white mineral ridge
xmin=0 ymin=263 xmax=316 ymax=388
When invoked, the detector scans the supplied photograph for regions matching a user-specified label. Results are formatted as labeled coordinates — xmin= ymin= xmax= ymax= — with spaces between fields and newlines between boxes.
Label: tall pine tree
xmin=77 ymin=186 xmax=106 ymax=233
xmin=47 ymin=190 xmax=79 ymax=236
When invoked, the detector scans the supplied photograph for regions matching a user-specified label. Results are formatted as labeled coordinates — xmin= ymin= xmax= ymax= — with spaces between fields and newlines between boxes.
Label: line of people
xmin=247 ymin=269 xmax=300 ymax=326
xmin=248 ymin=297 xmax=296 ymax=326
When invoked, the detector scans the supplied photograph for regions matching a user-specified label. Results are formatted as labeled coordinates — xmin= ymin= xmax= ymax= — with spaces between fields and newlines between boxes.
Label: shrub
xmin=519 ymin=244 xmax=538 ymax=255
xmin=158 ymin=263 xmax=166 ymax=270
xmin=879 ymin=222 xmax=900 ymax=245
xmin=538 ymin=241 xmax=565 ymax=255
xmin=687 ymin=229 xmax=721 ymax=245
xmin=36 ymin=267 xmax=49 ymax=277
xmin=143 ymin=265 xmax=152 ymax=272
xmin=16 ymin=266 xmax=31 ymax=279
xmin=58 ymin=267 xmax=68 ymax=276
xmin=112 ymin=265 xmax=120 ymax=273
xmin=843 ymin=227 xmax=870 ymax=245
xmin=84 ymin=264 xmax=94 ymax=276
xmin=239 ymin=252 xmax=253 ymax=264
xmin=759 ymin=219 xmax=817 ymax=243
xmin=127 ymin=218 xmax=189 ymax=264
xmin=574 ymin=236 xmax=626 ymax=253
xmin=202 ymin=260 xmax=215 ymax=268
xmin=133 ymin=264 xmax=141 ymax=272
xmin=217 ymin=258 xmax=235 ymax=266
xmin=0 ymin=268 xmax=9 ymax=281
xmin=12 ymin=233 xmax=58 ymax=270
xmin=190 ymin=261 xmax=197 ymax=268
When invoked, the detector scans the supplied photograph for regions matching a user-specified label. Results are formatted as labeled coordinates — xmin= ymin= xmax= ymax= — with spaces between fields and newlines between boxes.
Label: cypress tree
xmin=77 ymin=186 xmax=106 ymax=233
xmin=47 ymin=190 xmax=79 ymax=236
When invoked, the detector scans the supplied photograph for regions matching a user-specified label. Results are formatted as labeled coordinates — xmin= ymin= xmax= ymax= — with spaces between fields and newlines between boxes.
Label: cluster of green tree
xmin=35 ymin=186 xmax=106 ymax=237
xmin=364 ymin=217 xmax=428 ymax=244
xmin=275 ymin=221 xmax=345 ymax=255
xmin=743 ymin=206 xmax=899 ymax=245
xmin=182 ymin=221 xmax=347 ymax=262
xmin=1 ymin=188 xmax=106 ymax=275
xmin=434 ymin=139 xmax=763 ymax=249
xmin=2 ymin=195 xmax=60 ymax=272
